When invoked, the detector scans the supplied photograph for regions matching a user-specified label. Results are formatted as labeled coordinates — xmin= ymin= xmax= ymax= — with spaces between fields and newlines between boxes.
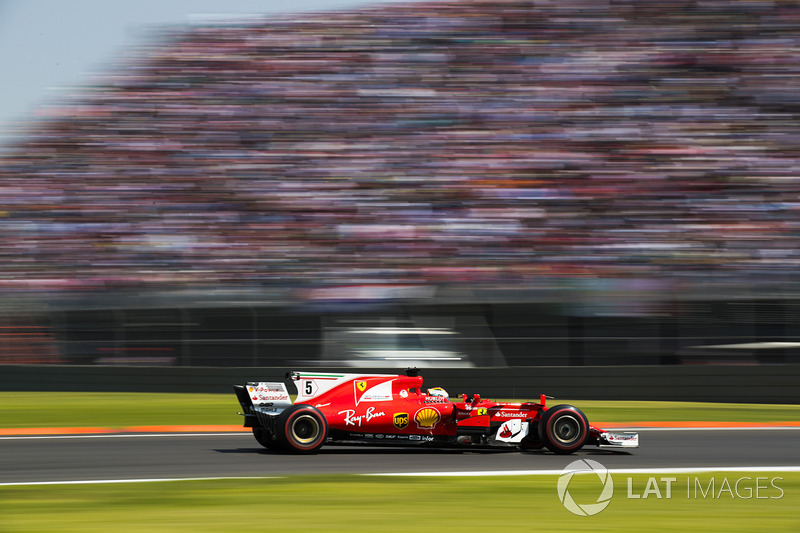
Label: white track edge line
xmin=364 ymin=466 xmax=800 ymax=477
xmin=4 ymin=468 xmax=798 ymax=486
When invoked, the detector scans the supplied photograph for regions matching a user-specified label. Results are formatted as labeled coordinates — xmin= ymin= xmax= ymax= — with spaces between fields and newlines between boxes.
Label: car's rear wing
xmin=234 ymin=382 xmax=294 ymax=427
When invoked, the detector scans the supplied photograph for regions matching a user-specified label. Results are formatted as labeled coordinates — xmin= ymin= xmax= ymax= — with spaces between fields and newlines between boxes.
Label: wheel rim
xmin=291 ymin=414 xmax=321 ymax=444
xmin=552 ymin=414 xmax=581 ymax=445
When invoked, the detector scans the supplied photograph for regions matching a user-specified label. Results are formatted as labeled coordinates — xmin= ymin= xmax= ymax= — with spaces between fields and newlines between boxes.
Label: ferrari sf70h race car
xmin=233 ymin=370 xmax=638 ymax=454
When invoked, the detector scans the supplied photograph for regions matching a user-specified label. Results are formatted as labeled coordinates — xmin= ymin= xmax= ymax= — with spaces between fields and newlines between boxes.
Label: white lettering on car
xmin=339 ymin=406 xmax=387 ymax=427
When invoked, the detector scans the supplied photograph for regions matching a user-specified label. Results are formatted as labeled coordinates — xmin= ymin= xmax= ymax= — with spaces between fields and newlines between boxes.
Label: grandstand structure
xmin=3 ymin=0 xmax=800 ymax=366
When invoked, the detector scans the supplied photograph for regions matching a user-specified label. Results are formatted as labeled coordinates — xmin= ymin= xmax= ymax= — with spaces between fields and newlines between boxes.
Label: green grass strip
xmin=0 ymin=392 xmax=237 ymax=429
xmin=0 ymin=473 xmax=797 ymax=532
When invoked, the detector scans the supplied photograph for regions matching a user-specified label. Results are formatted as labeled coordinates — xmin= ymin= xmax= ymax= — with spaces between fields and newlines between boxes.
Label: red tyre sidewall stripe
xmin=546 ymin=408 xmax=587 ymax=451
xmin=285 ymin=407 xmax=326 ymax=451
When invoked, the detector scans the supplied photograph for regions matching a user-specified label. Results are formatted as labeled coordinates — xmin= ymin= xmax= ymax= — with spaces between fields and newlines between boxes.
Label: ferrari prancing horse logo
xmin=354 ymin=378 xmax=394 ymax=405
xmin=393 ymin=413 xmax=409 ymax=430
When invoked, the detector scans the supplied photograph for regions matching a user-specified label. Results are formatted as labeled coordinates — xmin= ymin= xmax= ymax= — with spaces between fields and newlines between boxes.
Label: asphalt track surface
xmin=1 ymin=429 xmax=798 ymax=484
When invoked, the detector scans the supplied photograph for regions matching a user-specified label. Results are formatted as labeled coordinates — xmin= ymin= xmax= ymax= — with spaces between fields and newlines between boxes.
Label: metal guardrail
xmin=7 ymin=298 xmax=800 ymax=367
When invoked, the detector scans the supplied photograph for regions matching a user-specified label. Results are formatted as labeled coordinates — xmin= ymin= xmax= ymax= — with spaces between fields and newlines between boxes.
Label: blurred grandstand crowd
xmin=2 ymin=0 xmax=800 ymax=300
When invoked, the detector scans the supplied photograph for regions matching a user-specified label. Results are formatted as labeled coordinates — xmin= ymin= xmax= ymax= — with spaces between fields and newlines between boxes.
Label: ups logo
xmin=393 ymin=413 xmax=409 ymax=430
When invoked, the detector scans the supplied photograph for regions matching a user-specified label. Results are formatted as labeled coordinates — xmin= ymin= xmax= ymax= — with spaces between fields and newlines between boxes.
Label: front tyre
xmin=538 ymin=404 xmax=589 ymax=454
xmin=276 ymin=405 xmax=328 ymax=454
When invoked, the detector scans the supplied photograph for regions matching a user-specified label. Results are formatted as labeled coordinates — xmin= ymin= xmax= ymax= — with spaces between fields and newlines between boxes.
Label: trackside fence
xmin=2 ymin=364 xmax=798 ymax=403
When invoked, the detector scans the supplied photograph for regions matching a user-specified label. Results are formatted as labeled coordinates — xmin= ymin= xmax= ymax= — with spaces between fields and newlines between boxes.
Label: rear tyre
xmin=276 ymin=405 xmax=328 ymax=454
xmin=538 ymin=405 xmax=589 ymax=454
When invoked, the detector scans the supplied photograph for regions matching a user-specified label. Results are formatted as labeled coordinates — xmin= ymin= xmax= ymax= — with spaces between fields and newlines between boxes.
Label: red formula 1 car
xmin=233 ymin=369 xmax=638 ymax=454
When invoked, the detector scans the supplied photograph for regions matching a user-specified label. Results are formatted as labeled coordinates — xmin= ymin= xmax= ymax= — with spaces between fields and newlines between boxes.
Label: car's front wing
xmin=596 ymin=429 xmax=639 ymax=448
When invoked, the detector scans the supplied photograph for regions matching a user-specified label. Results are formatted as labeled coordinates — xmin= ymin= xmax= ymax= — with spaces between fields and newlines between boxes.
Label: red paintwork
xmin=291 ymin=372 xmax=551 ymax=438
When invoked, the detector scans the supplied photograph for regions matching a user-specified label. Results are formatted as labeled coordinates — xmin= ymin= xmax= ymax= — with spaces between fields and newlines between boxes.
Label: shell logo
xmin=414 ymin=407 xmax=441 ymax=429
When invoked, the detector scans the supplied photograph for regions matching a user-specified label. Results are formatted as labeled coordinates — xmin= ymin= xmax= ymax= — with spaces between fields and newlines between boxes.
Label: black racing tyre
xmin=252 ymin=427 xmax=281 ymax=451
xmin=537 ymin=404 xmax=589 ymax=454
xmin=276 ymin=404 xmax=328 ymax=454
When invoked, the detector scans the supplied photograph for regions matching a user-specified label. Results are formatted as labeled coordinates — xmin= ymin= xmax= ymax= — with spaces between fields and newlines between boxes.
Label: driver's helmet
xmin=427 ymin=387 xmax=449 ymax=398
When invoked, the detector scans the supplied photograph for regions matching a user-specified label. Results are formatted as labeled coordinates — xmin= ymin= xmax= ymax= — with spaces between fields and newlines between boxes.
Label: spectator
xmin=1 ymin=0 xmax=800 ymax=303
